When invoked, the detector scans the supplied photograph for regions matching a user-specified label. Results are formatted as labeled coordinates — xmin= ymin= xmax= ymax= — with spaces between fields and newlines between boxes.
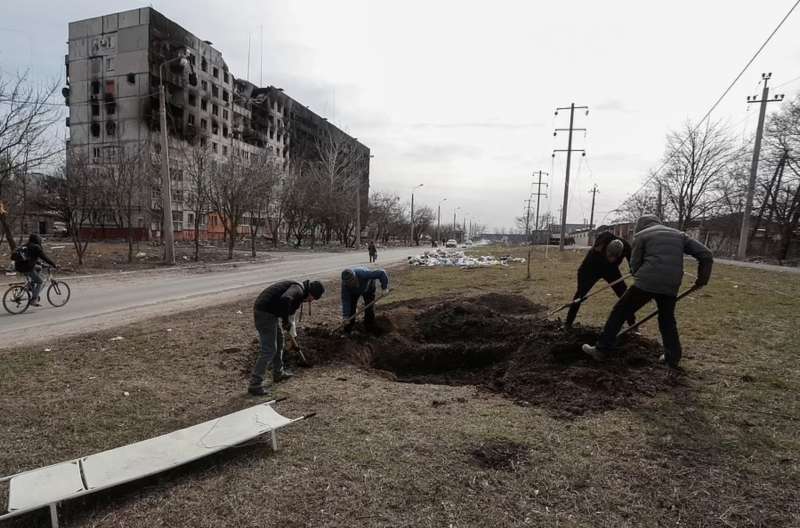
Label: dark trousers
xmin=597 ymin=286 xmax=682 ymax=365
xmin=369 ymin=253 xmax=377 ymax=263
xmin=344 ymin=289 xmax=376 ymax=330
xmin=565 ymin=269 xmax=634 ymax=327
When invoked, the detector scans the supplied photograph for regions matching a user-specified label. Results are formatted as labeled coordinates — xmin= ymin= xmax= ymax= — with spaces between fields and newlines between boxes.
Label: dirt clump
xmin=296 ymin=293 xmax=677 ymax=417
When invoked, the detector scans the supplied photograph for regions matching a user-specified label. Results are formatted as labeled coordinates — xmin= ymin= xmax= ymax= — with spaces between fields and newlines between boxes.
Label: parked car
xmin=445 ymin=239 xmax=458 ymax=248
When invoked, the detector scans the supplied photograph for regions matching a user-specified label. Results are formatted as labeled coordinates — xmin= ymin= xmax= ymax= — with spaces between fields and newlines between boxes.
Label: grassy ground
xmin=0 ymin=246 xmax=798 ymax=527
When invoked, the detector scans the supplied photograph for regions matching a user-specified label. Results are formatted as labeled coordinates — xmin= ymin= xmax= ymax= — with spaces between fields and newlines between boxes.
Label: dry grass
xmin=0 ymin=246 xmax=798 ymax=527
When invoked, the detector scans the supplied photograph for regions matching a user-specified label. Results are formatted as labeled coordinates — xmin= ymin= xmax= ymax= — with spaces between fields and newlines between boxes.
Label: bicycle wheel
xmin=3 ymin=285 xmax=31 ymax=315
xmin=47 ymin=281 xmax=71 ymax=307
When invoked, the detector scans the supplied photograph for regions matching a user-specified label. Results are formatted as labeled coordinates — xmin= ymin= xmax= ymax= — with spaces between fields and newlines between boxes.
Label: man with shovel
xmin=248 ymin=279 xmax=325 ymax=396
xmin=582 ymin=215 xmax=713 ymax=368
xmin=565 ymin=232 xmax=634 ymax=329
xmin=341 ymin=267 xmax=390 ymax=333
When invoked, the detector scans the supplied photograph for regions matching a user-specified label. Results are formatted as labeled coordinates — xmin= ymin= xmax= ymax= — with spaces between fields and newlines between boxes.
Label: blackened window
xmin=222 ymin=90 xmax=229 ymax=102
xmin=91 ymin=122 xmax=100 ymax=137
xmin=212 ymin=104 xmax=218 ymax=116
xmin=200 ymin=118 xmax=207 ymax=130
xmin=201 ymin=99 xmax=208 ymax=111
xmin=188 ymin=93 xmax=197 ymax=107
xmin=223 ymin=71 xmax=229 ymax=83
xmin=127 ymin=73 xmax=136 ymax=84
xmin=201 ymin=57 xmax=207 ymax=72
xmin=212 ymin=85 xmax=219 ymax=98
xmin=212 ymin=142 xmax=218 ymax=153
xmin=201 ymin=80 xmax=208 ymax=91
xmin=212 ymin=67 xmax=219 ymax=78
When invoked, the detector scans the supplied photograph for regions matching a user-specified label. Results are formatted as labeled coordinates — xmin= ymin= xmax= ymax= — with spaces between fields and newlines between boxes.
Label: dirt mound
xmin=470 ymin=440 xmax=529 ymax=471
xmin=297 ymin=293 xmax=678 ymax=418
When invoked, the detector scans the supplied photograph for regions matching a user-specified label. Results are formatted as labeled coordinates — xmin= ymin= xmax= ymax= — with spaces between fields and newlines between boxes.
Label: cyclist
xmin=11 ymin=234 xmax=58 ymax=307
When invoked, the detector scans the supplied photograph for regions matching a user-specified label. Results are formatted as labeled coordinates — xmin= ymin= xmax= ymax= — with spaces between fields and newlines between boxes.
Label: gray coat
xmin=630 ymin=215 xmax=713 ymax=296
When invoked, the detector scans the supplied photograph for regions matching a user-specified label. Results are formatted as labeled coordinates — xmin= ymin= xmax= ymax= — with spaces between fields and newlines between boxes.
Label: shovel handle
xmin=617 ymin=287 xmax=697 ymax=337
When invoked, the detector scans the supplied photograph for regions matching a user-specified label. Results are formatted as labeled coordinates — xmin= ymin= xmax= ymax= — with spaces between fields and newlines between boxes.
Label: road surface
xmin=0 ymin=248 xmax=414 ymax=349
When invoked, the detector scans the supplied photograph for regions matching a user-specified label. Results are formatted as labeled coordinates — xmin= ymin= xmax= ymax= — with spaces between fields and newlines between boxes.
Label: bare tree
xmin=411 ymin=205 xmax=435 ymax=245
xmin=246 ymin=154 xmax=281 ymax=258
xmin=0 ymin=72 xmax=62 ymax=249
xmin=103 ymin=141 xmax=151 ymax=262
xmin=206 ymin=152 xmax=253 ymax=259
xmin=659 ymin=120 xmax=740 ymax=230
xmin=181 ymin=139 xmax=212 ymax=261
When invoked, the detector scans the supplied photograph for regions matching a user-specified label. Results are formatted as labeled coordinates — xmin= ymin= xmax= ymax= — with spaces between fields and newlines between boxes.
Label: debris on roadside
xmin=110 ymin=336 xmax=124 ymax=341
xmin=408 ymin=249 xmax=525 ymax=268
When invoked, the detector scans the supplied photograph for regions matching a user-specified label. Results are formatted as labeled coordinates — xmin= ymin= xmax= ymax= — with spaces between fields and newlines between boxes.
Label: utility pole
xmin=553 ymin=103 xmax=588 ymax=251
xmin=524 ymin=198 xmax=533 ymax=239
xmin=738 ymin=73 xmax=784 ymax=259
xmin=437 ymin=198 xmax=447 ymax=243
xmin=158 ymin=63 xmax=178 ymax=265
xmin=410 ymin=183 xmax=423 ymax=246
xmin=532 ymin=170 xmax=548 ymax=244
xmin=588 ymin=184 xmax=598 ymax=228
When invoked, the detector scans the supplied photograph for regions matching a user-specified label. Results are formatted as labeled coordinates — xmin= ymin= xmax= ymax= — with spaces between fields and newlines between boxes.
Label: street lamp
xmin=436 ymin=197 xmax=447 ymax=244
xmin=158 ymin=51 xmax=193 ymax=265
xmin=452 ymin=206 xmax=461 ymax=240
xmin=410 ymin=183 xmax=423 ymax=246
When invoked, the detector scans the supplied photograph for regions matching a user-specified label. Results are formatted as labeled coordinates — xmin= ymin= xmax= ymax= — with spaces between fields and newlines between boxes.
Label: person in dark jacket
xmin=368 ymin=241 xmax=378 ymax=263
xmin=341 ymin=267 xmax=389 ymax=332
xmin=565 ymin=232 xmax=634 ymax=329
xmin=582 ymin=215 xmax=713 ymax=368
xmin=13 ymin=234 xmax=57 ymax=307
xmin=248 ymin=279 xmax=325 ymax=396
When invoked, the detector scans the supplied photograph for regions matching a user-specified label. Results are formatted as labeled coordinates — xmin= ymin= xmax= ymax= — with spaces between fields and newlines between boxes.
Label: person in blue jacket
xmin=341 ymin=267 xmax=389 ymax=332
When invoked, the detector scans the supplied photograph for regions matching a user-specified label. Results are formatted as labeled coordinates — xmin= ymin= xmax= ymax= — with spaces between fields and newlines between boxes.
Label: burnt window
xmin=212 ymin=67 xmax=219 ymax=78
xmin=223 ymin=71 xmax=229 ymax=83
xmin=127 ymin=73 xmax=136 ymax=84
xmin=188 ymin=114 xmax=195 ymax=125
xmin=222 ymin=90 xmax=229 ymax=102
xmin=91 ymin=103 xmax=100 ymax=116
xmin=211 ymin=85 xmax=219 ymax=98
xmin=201 ymin=99 xmax=208 ymax=111
xmin=222 ymin=145 xmax=228 ymax=156
xmin=201 ymin=80 xmax=208 ymax=91
xmin=212 ymin=104 xmax=218 ymax=117
xmin=188 ymin=54 xmax=196 ymax=66
xmin=200 ymin=118 xmax=207 ymax=130
xmin=91 ymin=122 xmax=101 ymax=137
xmin=212 ymin=122 xmax=219 ymax=135
xmin=106 ymin=120 xmax=116 ymax=136
xmin=212 ymin=142 xmax=218 ymax=153
xmin=201 ymin=57 xmax=207 ymax=72
xmin=222 ymin=109 xmax=228 ymax=120
xmin=93 ymin=147 xmax=101 ymax=158
xmin=91 ymin=80 xmax=100 ymax=95
xmin=200 ymin=136 xmax=207 ymax=147
xmin=188 ymin=93 xmax=197 ymax=107
xmin=222 ymin=125 xmax=228 ymax=137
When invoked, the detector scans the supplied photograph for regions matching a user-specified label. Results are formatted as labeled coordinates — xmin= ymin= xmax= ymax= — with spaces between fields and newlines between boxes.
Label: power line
xmin=618 ymin=0 xmax=800 ymax=207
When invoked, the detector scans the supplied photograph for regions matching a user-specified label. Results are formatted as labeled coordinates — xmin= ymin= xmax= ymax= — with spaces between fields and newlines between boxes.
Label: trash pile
xmin=408 ymin=249 xmax=525 ymax=268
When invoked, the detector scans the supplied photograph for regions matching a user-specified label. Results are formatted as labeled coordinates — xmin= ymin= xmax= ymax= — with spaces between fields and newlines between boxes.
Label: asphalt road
xmin=0 ymin=248 xmax=414 ymax=350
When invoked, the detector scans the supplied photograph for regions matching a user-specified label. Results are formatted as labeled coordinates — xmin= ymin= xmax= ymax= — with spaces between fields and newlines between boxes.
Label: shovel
xmin=283 ymin=329 xmax=312 ymax=367
xmin=339 ymin=289 xmax=393 ymax=331
xmin=548 ymin=273 xmax=632 ymax=317
xmin=616 ymin=286 xmax=697 ymax=337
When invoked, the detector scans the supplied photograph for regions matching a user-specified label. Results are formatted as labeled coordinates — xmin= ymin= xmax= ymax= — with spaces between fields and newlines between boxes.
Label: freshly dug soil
xmin=295 ymin=293 xmax=678 ymax=417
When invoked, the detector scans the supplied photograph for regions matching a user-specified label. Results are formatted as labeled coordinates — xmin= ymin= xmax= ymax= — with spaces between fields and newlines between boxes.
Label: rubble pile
xmin=408 ymin=249 xmax=525 ymax=268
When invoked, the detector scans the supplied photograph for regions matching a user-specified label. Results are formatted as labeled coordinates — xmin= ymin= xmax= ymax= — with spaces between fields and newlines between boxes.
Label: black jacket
xmin=253 ymin=280 xmax=308 ymax=323
xmin=14 ymin=243 xmax=56 ymax=273
xmin=578 ymin=232 xmax=631 ymax=279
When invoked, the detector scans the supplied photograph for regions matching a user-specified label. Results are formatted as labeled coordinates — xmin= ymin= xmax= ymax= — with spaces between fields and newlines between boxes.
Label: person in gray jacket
xmin=582 ymin=215 xmax=713 ymax=368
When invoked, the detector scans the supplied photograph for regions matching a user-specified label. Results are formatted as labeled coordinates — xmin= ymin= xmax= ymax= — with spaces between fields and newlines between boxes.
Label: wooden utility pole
xmin=656 ymin=182 xmax=663 ymax=219
xmin=737 ymin=73 xmax=784 ymax=260
xmin=554 ymin=103 xmax=588 ymax=251
xmin=524 ymin=198 xmax=533 ymax=239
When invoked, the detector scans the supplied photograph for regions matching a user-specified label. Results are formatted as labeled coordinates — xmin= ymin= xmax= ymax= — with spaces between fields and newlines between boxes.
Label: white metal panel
xmin=8 ymin=461 xmax=84 ymax=511
xmin=81 ymin=404 xmax=292 ymax=489
xmin=103 ymin=14 xmax=119 ymax=33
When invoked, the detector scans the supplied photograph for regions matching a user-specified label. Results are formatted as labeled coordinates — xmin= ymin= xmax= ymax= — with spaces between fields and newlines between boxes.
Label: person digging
xmin=582 ymin=215 xmax=713 ymax=369
xmin=341 ymin=267 xmax=389 ymax=333
xmin=248 ymin=279 xmax=325 ymax=397
xmin=565 ymin=233 xmax=635 ymax=330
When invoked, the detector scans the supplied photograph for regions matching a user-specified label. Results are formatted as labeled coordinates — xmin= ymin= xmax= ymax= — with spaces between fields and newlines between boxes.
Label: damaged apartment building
xmin=65 ymin=7 xmax=370 ymax=240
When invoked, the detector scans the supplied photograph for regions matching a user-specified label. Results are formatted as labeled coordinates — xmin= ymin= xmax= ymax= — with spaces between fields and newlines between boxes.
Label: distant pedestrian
xmin=565 ymin=232 xmax=634 ymax=329
xmin=368 ymin=241 xmax=378 ymax=263
xmin=248 ymin=279 xmax=325 ymax=396
xmin=582 ymin=215 xmax=713 ymax=368
xmin=341 ymin=267 xmax=389 ymax=333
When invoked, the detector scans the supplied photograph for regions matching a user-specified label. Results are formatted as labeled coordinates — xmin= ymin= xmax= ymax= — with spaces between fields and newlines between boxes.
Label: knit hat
xmin=341 ymin=269 xmax=357 ymax=286
xmin=304 ymin=280 xmax=325 ymax=300
xmin=606 ymin=239 xmax=624 ymax=260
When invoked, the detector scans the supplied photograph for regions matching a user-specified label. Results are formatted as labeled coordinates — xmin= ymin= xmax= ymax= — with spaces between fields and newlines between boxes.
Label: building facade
xmin=65 ymin=7 xmax=369 ymax=241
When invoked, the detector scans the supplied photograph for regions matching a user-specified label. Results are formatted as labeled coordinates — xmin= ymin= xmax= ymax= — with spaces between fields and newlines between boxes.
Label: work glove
xmin=381 ymin=287 xmax=390 ymax=296
xmin=287 ymin=315 xmax=298 ymax=337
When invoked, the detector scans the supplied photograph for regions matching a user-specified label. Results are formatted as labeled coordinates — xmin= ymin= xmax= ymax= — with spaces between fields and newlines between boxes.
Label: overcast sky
xmin=3 ymin=1 xmax=800 ymax=230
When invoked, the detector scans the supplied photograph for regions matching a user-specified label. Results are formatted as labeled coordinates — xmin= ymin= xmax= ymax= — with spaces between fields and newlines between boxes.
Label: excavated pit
xmin=297 ymin=293 xmax=680 ymax=417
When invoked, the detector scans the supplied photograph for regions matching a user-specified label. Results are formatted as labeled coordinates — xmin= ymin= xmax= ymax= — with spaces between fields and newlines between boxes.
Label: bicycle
xmin=3 ymin=265 xmax=71 ymax=315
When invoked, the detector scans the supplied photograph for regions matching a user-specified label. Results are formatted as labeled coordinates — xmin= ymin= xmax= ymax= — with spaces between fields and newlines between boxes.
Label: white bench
xmin=0 ymin=400 xmax=313 ymax=527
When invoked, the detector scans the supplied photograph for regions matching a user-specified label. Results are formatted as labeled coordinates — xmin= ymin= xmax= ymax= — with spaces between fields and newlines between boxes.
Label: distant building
xmin=64 ymin=7 xmax=369 ymax=240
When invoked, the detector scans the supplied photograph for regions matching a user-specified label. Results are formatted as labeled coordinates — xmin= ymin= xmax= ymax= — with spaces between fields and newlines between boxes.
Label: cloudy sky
xmin=3 ymin=1 xmax=800 ymax=230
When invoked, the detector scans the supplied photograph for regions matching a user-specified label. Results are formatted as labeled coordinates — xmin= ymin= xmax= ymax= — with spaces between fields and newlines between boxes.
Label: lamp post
xmin=158 ymin=52 xmax=192 ymax=265
xmin=436 ymin=197 xmax=447 ymax=244
xmin=452 ymin=206 xmax=461 ymax=241
xmin=410 ymin=183 xmax=423 ymax=246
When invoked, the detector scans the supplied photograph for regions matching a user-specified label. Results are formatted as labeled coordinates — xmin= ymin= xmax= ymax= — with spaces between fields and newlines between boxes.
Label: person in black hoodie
xmin=248 ymin=279 xmax=325 ymax=396
xmin=12 ymin=234 xmax=57 ymax=307
xmin=565 ymin=232 xmax=634 ymax=329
